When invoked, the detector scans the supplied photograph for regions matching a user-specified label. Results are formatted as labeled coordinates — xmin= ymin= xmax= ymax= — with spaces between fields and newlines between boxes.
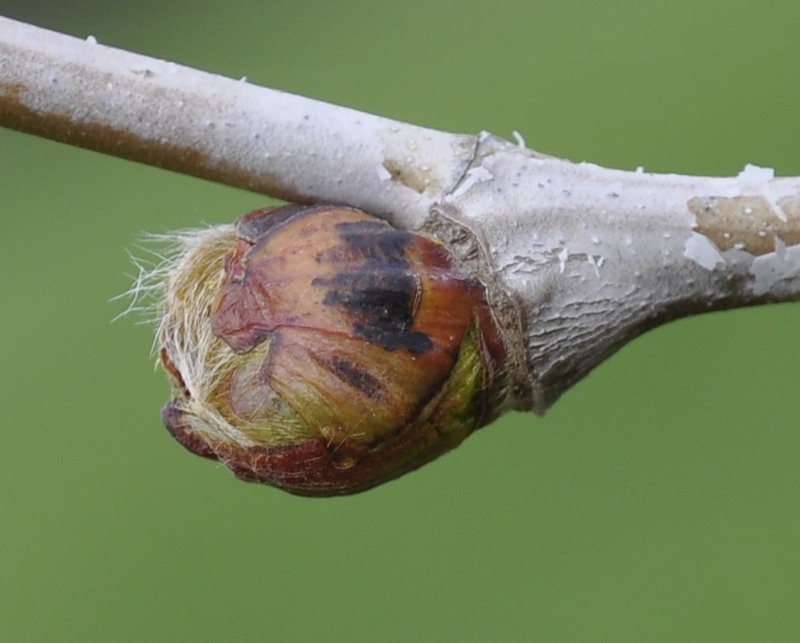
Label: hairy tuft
xmin=122 ymin=225 xmax=262 ymax=447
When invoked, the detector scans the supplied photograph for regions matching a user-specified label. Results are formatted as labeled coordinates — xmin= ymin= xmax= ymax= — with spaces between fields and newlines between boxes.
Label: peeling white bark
xmin=2 ymin=16 xmax=799 ymax=414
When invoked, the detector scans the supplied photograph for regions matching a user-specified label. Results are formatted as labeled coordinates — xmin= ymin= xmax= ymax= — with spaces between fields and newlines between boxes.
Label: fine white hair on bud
xmin=124 ymin=224 xmax=263 ymax=448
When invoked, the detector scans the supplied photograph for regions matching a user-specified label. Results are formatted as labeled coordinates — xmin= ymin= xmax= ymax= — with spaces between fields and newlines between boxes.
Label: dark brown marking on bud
xmin=311 ymin=353 xmax=385 ymax=400
xmin=315 ymin=274 xmax=433 ymax=354
xmin=311 ymin=219 xmax=434 ymax=354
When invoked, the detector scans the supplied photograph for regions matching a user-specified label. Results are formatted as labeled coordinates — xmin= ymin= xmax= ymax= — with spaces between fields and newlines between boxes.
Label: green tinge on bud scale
xmin=157 ymin=204 xmax=511 ymax=496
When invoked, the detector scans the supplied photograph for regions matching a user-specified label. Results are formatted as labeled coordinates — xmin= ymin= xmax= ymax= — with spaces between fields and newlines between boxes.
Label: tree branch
xmin=2 ymin=15 xmax=799 ymax=414
xmin=0 ymin=16 xmax=471 ymax=229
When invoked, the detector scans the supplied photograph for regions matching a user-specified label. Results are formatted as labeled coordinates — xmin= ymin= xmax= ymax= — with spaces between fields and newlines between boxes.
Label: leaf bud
xmin=156 ymin=204 xmax=512 ymax=495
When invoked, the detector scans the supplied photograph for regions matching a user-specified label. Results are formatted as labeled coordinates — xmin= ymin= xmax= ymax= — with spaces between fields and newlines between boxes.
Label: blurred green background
xmin=1 ymin=1 xmax=798 ymax=641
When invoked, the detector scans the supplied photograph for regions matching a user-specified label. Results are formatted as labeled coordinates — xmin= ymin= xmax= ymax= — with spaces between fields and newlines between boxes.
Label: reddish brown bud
xmin=156 ymin=204 xmax=511 ymax=495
